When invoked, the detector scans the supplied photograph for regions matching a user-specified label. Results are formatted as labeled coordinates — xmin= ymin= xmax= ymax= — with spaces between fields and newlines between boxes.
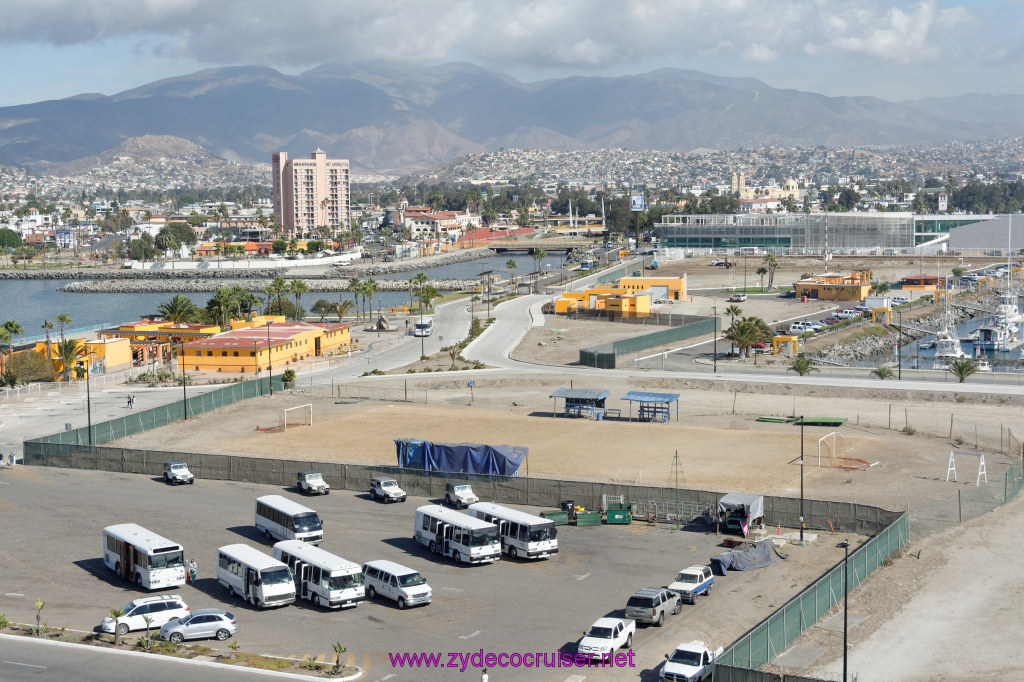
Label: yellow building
xmin=618 ymin=275 xmax=686 ymax=301
xmin=794 ymin=270 xmax=872 ymax=302
xmin=178 ymin=322 xmax=351 ymax=373
xmin=603 ymin=293 xmax=651 ymax=318
xmin=30 ymin=337 xmax=131 ymax=379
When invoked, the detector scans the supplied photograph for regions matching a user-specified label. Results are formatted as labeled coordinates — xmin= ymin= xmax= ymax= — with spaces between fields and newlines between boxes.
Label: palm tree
xmin=417 ymin=284 xmax=440 ymax=313
xmin=947 ymin=357 xmax=979 ymax=383
xmin=56 ymin=313 xmax=72 ymax=344
xmin=269 ymin=276 xmax=288 ymax=317
xmin=2 ymin=319 xmax=24 ymax=377
xmin=109 ymin=607 xmax=124 ymax=645
xmin=363 ymin=277 xmax=379 ymax=320
xmin=506 ymin=258 xmax=518 ymax=288
xmin=756 ymin=266 xmax=768 ymax=290
xmin=871 ymin=366 xmax=895 ymax=380
xmin=761 ymin=254 xmax=779 ymax=290
xmin=407 ymin=277 xmax=417 ymax=312
xmin=347 ymin=277 xmax=363 ymax=321
xmin=334 ymin=300 xmax=356 ymax=322
xmin=724 ymin=316 xmax=773 ymax=358
xmin=871 ymin=282 xmax=891 ymax=296
xmin=41 ymin=320 xmax=57 ymax=381
xmin=724 ymin=305 xmax=743 ymax=326
xmin=56 ymin=338 xmax=86 ymax=382
xmin=157 ymin=295 xmax=199 ymax=324
xmin=289 ymin=279 xmax=309 ymax=322
xmin=787 ymin=354 xmax=819 ymax=377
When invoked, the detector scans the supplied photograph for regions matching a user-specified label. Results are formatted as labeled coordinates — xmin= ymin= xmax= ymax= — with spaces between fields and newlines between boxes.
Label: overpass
xmin=486 ymin=239 xmax=594 ymax=253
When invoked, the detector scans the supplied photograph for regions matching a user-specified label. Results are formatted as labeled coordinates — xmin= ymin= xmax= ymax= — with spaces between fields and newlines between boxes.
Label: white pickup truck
xmin=578 ymin=617 xmax=634 ymax=662
xmin=659 ymin=641 xmax=723 ymax=682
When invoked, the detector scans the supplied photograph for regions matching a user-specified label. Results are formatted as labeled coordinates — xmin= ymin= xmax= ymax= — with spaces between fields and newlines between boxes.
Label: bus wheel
xmin=452 ymin=552 xmax=461 ymax=563
xmin=509 ymin=547 xmax=518 ymax=559
xmin=313 ymin=595 xmax=321 ymax=607
xmin=255 ymin=598 xmax=263 ymax=609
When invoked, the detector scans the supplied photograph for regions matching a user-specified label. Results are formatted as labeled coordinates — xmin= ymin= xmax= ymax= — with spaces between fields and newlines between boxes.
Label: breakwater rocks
xmin=0 ymin=268 xmax=280 ymax=281
xmin=348 ymin=247 xmax=493 ymax=276
xmin=810 ymin=308 xmax=974 ymax=364
xmin=58 ymin=278 xmax=479 ymax=294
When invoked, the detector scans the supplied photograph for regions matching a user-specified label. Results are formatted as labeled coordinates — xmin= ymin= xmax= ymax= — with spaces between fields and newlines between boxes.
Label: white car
xmin=444 ymin=483 xmax=479 ymax=508
xmin=100 ymin=595 xmax=190 ymax=636
xmin=369 ymin=476 xmax=407 ymax=503
xmin=836 ymin=309 xmax=860 ymax=320
xmin=163 ymin=461 xmax=194 ymax=485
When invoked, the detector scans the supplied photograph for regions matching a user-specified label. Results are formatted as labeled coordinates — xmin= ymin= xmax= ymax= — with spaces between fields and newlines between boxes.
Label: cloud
xmin=0 ymin=0 xmax=1011 ymax=76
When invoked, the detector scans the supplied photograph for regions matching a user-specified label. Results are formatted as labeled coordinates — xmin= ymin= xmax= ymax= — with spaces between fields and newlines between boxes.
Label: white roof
xmin=416 ymin=505 xmax=496 ymax=531
xmin=218 ymin=543 xmax=288 ymax=571
xmin=103 ymin=524 xmax=181 ymax=554
xmin=256 ymin=494 xmax=318 ymax=517
xmin=468 ymin=502 xmax=550 ymax=526
xmin=274 ymin=540 xmax=358 ymax=573
xmin=362 ymin=559 xmax=422 ymax=577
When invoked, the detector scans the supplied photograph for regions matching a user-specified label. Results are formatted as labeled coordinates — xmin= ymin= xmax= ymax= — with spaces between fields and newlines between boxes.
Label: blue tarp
xmin=395 ymin=439 xmax=527 ymax=476
xmin=710 ymin=539 xmax=788 ymax=575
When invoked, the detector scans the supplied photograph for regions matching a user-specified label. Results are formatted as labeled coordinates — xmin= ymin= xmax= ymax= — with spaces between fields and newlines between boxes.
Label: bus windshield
xmin=261 ymin=567 xmax=293 ymax=586
xmin=293 ymin=512 xmax=322 ymax=533
xmin=469 ymin=528 xmax=499 ymax=547
xmin=529 ymin=524 xmax=557 ymax=543
xmin=329 ymin=572 xmax=364 ymax=590
xmin=148 ymin=550 xmax=185 ymax=570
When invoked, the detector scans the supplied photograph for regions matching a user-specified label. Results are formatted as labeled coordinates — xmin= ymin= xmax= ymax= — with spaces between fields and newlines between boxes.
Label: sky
xmin=0 ymin=0 xmax=1021 ymax=107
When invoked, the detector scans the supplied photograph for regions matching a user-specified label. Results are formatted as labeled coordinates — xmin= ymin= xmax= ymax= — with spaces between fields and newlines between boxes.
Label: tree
xmin=724 ymin=305 xmax=743 ymax=326
xmin=41 ymin=320 xmax=57 ymax=381
xmin=158 ymin=295 xmax=200 ymax=324
xmin=505 ymin=258 xmax=518 ymax=288
xmin=756 ymin=266 xmax=768 ymax=290
xmin=269 ymin=277 xmax=288 ymax=318
xmin=787 ymin=354 xmax=819 ymax=377
xmin=56 ymin=313 xmax=72 ymax=344
xmin=289 ymin=279 xmax=309 ymax=322
xmin=347 ymin=277 xmax=363 ymax=321
xmin=412 ymin=272 xmax=429 ymax=312
xmin=109 ymin=607 xmax=124 ymax=645
xmin=2 ymin=319 xmax=24 ymax=378
xmin=724 ymin=316 xmax=773 ymax=358
xmin=55 ymin=338 xmax=86 ymax=382
xmin=417 ymin=284 xmax=440 ymax=312
xmin=761 ymin=254 xmax=779 ymax=290
xmin=870 ymin=282 xmax=891 ymax=296
xmin=334 ymin=299 xmax=356 ymax=322
xmin=947 ymin=357 xmax=979 ymax=383
xmin=309 ymin=296 xmax=333 ymax=321
xmin=0 ymin=227 xmax=21 ymax=249
xmin=871 ymin=366 xmax=895 ymax=380
xmin=363 ymin=277 xmax=379 ymax=320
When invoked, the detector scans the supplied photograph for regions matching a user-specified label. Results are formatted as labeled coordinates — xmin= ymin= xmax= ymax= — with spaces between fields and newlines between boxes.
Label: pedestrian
xmin=185 ymin=560 xmax=192 ymax=584
xmin=190 ymin=559 xmax=198 ymax=583
xmin=127 ymin=395 xmax=132 ymax=409
xmin=130 ymin=395 xmax=135 ymax=409
xmin=481 ymin=668 xmax=488 ymax=682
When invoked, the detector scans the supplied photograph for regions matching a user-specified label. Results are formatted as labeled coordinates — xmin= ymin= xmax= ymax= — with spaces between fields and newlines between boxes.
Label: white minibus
xmin=362 ymin=560 xmax=432 ymax=609
xmin=217 ymin=543 xmax=296 ymax=609
xmin=273 ymin=540 xmax=364 ymax=610
xmin=467 ymin=502 xmax=559 ymax=559
xmin=255 ymin=495 xmax=324 ymax=545
xmin=413 ymin=317 xmax=434 ymax=337
xmin=102 ymin=524 xmax=186 ymax=590
xmin=413 ymin=505 xmax=501 ymax=564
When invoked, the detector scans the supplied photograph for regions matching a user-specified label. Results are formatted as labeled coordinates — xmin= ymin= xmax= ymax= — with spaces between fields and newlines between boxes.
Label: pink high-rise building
xmin=272 ymin=149 xmax=351 ymax=238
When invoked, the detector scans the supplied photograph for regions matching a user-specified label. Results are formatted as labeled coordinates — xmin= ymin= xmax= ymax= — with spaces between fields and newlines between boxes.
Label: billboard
xmin=630 ymin=191 xmax=645 ymax=212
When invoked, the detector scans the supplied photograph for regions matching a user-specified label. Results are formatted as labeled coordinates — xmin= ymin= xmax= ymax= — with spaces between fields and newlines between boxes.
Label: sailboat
xmin=932 ymin=291 xmax=968 ymax=370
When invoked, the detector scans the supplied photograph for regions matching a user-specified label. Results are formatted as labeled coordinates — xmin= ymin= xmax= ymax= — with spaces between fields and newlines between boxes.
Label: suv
xmin=297 ymin=470 xmax=330 ymax=495
xmin=158 ymin=609 xmax=237 ymax=643
xmin=444 ymin=482 xmax=479 ymax=508
xmin=625 ymin=587 xmax=681 ymax=627
xmin=369 ymin=476 xmax=407 ymax=503
xmin=163 ymin=461 xmax=194 ymax=485
xmin=669 ymin=565 xmax=715 ymax=604
xmin=100 ymin=595 xmax=190 ymax=636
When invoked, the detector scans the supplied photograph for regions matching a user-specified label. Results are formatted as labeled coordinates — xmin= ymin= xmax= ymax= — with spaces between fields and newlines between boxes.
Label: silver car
xmin=158 ymin=609 xmax=237 ymax=643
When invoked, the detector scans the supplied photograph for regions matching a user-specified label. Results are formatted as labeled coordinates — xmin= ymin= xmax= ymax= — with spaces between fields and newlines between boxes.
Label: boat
xmin=931 ymin=329 xmax=968 ymax=370
xmin=975 ymin=357 xmax=993 ymax=372
xmin=918 ymin=340 xmax=934 ymax=350
xmin=975 ymin=324 xmax=1017 ymax=351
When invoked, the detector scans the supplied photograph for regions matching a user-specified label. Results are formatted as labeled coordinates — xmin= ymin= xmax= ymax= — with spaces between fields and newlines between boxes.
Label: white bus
xmin=413 ymin=317 xmax=433 ymax=337
xmin=255 ymin=495 xmax=324 ymax=545
xmin=273 ymin=540 xmax=364 ymax=610
xmin=413 ymin=505 xmax=501 ymax=564
xmin=467 ymin=502 xmax=559 ymax=559
xmin=217 ymin=543 xmax=296 ymax=609
xmin=102 ymin=524 xmax=186 ymax=590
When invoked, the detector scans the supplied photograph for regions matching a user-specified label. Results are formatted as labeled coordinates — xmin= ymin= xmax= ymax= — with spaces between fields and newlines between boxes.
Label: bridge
xmin=486 ymin=240 xmax=594 ymax=254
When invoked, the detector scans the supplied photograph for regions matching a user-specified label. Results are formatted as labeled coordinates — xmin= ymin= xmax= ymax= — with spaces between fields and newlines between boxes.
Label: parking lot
xmin=0 ymin=466 xmax=855 ymax=680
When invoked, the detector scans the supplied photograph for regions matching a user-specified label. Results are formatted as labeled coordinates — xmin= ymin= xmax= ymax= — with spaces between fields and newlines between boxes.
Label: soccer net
xmin=257 ymin=404 xmax=312 ymax=433
xmin=818 ymin=431 xmax=869 ymax=471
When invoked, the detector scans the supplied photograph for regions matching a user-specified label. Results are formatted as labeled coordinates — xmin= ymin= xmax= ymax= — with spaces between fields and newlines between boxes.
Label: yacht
xmin=931 ymin=329 xmax=968 ymax=370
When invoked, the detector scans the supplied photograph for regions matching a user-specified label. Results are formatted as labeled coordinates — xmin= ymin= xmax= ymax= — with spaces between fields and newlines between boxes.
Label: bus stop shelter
xmin=620 ymin=391 xmax=680 ymax=422
xmin=550 ymin=388 xmax=613 ymax=419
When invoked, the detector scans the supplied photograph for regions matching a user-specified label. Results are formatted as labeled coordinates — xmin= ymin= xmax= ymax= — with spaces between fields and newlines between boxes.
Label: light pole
xmin=712 ymin=305 xmax=718 ymax=373
xmin=179 ymin=340 xmax=188 ymax=420
xmin=897 ymin=308 xmax=903 ymax=380
xmin=85 ymin=348 xmax=93 ymax=446
xmin=266 ymin=321 xmax=273 ymax=397
xmin=837 ymin=539 xmax=850 ymax=682
xmin=799 ymin=415 xmax=805 ymax=545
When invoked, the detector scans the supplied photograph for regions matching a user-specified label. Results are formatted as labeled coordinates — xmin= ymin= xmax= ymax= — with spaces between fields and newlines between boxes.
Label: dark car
xmin=779 ymin=290 xmax=796 ymax=298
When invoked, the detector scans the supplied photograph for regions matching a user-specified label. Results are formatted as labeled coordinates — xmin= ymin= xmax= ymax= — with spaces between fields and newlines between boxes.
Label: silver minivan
xmin=362 ymin=560 xmax=432 ymax=610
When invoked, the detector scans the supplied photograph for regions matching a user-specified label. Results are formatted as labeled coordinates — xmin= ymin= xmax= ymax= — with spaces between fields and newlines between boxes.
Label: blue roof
xmin=620 ymin=391 xmax=680 ymax=403
xmin=550 ymin=388 xmax=610 ymax=400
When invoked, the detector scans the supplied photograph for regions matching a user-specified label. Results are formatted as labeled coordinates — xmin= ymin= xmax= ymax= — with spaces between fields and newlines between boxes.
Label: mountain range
xmin=2 ymin=62 xmax=1022 ymax=174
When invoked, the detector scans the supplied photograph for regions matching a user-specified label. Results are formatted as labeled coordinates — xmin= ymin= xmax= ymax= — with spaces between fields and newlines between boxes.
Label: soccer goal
xmin=257 ymin=404 xmax=312 ymax=433
xmin=818 ymin=431 xmax=870 ymax=470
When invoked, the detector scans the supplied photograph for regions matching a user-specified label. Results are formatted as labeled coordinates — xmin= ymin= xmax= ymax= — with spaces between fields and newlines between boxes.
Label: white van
xmin=362 ymin=560 xmax=432 ymax=610
xmin=273 ymin=540 xmax=364 ymax=610
xmin=788 ymin=322 xmax=811 ymax=335
xmin=216 ymin=544 xmax=296 ymax=609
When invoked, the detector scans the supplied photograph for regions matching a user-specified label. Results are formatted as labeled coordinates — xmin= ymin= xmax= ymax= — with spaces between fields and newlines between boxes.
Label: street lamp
xmin=897 ymin=308 xmax=903 ymax=380
xmin=85 ymin=348 xmax=93 ymax=446
xmin=266 ymin=321 xmax=273 ymax=397
xmin=799 ymin=415 xmax=805 ymax=545
xmin=179 ymin=340 xmax=188 ymax=421
xmin=837 ymin=539 xmax=851 ymax=682
xmin=712 ymin=305 xmax=718 ymax=373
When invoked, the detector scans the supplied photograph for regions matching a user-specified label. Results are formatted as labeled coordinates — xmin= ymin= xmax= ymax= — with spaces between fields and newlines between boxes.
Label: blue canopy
xmin=395 ymin=439 xmax=527 ymax=476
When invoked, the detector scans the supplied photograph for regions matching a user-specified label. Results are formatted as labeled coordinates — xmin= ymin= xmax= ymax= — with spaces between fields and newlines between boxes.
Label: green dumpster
xmin=541 ymin=510 xmax=569 ymax=526
xmin=606 ymin=505 xmax=632 ymax=525
xmin=575 ymin=510 xmax=602 ymax=526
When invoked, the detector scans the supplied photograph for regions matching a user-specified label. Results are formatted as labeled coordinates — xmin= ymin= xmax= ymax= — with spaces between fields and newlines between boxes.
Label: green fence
xmin=580 ymin=317 xmax=718 ymax=368
xmin=715 ymin=512 xmax=909 ymax=682
xmin=39 ymin=377 xmax=277 ymax=446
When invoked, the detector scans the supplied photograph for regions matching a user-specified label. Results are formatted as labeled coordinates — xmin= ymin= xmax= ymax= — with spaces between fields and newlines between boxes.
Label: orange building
xmin=794 ymin=270 xmax=872 ymax=302
xmin=177 ymin=322 xmax=351 ymax=374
